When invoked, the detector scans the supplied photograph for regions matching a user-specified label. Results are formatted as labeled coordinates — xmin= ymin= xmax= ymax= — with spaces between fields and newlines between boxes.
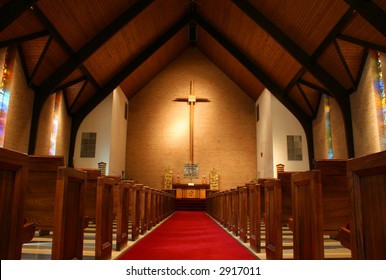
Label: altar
xmin=173 ymin=183 xmax=210 ymax=199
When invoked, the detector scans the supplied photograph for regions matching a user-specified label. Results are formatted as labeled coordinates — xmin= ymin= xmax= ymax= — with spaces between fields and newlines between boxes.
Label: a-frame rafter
xmin=0 ymin=30 xmax=50 ymax=48
xmin=67 ymin=14 xmax=193 ymax=167
xmin=194 ymin=13 xmax=315 ymax=165
xmin=336 ymin=34 xmax=386 ymax=53
xmin=344 ymin=0 xmax=386 ymax=38
xmin=232 ymin=0 xmax=354 ymax=157
xmin=36 ymin=0 xmax=155 ymax=98
xmin=0 ymin=0 xmax=37 ymax=32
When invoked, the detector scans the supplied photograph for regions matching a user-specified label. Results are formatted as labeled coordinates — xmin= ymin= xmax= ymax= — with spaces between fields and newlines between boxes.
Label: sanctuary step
xmin=175 ymin=199 xmax=206 ymax=211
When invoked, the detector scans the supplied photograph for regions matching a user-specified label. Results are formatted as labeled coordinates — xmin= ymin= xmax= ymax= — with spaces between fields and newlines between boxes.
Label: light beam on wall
xmin=0 ymin=48 xmax=10 ymax=147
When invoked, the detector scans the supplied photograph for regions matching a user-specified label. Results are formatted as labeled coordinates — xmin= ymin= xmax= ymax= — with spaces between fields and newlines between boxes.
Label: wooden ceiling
xmin=1 ymin=0 xmax=386 ymax=157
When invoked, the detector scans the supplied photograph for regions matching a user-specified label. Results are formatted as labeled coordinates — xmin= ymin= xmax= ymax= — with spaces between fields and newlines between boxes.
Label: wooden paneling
xmin=36 ymin=0 xmax=138 ymax=52
xmin=197 ymin=28 xmax=265 ymax=101
xmin=248 ymin=0 xmax=350 ymax=54
xmin=342 ymin=15 xmax=386 ymax=47
xmin=120 ymin=28 xmax=189 ymax=100
xmin=84 ymin=0 xmax=189 ymax=86
xmin=0 ymin=9 xmax=45 ymax=41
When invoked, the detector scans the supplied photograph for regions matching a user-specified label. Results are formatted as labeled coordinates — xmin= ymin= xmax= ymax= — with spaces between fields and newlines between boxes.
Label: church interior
xmin=1 ymin=0 xmax=386 ymax=261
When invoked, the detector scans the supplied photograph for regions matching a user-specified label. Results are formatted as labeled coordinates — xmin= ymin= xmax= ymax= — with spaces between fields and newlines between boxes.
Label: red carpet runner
xmin=119 ymin=211 xmax=257 ymax=260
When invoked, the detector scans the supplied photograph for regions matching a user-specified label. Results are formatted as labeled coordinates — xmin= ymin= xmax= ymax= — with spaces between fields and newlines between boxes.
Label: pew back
xmin=347 ymin=151 xmax=386 ymax=260
xmin=277 ymin=172 xmax=297 ymax=224
xmin=263 ymin=179 xmax=282 ymax=260
xmin=51 ymin=167 xmax=87 ymax=260
xmin=95 ymin=176 xmax=120 ymax=260
xmin=0 ymin=148 xmax=29 ymax=259
xmin=291 ymin=170 xmax=324 ymax=260
xmin=25 ymin=155 xmax=64 ymax=234
xmin=315 ymin=160 xmax=349 ymax=236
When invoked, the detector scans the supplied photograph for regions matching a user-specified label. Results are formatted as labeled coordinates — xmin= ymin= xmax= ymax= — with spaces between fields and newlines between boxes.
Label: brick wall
xmin=350 ymin=51 xmax=381 ymax=157
xmin=3 ymin=49 xmax=34 ymax=153
xmin=126 ymin=48 xmax=257 ymax=189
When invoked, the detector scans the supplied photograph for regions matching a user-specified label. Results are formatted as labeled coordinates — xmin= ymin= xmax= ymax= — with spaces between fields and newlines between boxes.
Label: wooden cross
xmin=174 ymin=80 xmax=209 ymax=164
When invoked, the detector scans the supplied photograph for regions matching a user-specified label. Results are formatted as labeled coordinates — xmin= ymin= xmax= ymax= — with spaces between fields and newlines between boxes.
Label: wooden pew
xmin=291 ymin=170 xmax=324 ymax=260
xmin=51 ymin=167 xmax=87 ymax=260
xmin=130 ymin=184 xmax=142 ymax=241
xmin=0 ymin=148 xmax=29 ymax=259
xmin=25 ymin=155 xmax=64 ymax=236
xmin=231 ymin=188 xmax=239 ymax=236
xmin=114 ymin=181 xmax=133 ymax=251
xmin=263 ymin=179 xmax=283 ymax=259
xmin=247 ymin=182 xmax=261 ymax=253
xmin=140 ymin=186 xmax=149 ymax=235
xmin=277 ymin=172 xmax=297 ymax=226
xmin=238 ymin=186 xmax=248 ymax=242
xmin=315 ymin=160 xmax=350 ymax=237
xmin=95 ymin=176 xmax=120 ymax=260
xmin=78 ymin=168 xmax=101 ymax=225
xmin=347 ymin=150 xmax=386 ymax=259
xmin=225 ymin=190 xmax=232 ymax=231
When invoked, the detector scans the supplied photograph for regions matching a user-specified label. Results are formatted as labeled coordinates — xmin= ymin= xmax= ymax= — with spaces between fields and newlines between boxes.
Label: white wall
xmin=256 ymin=89 xmax=309 ymax=178
xmin=255 ymin=89 xmax=273 ymax=178
xmin=74 ymin=87 xmax=128 ymax=175
xmin=271 ymin=94 xmax=309 ymax=173
xmin=74 ymin=93 xmax=113 ymax=172
xmin=109 ymin=87 xmax=128 ymax=177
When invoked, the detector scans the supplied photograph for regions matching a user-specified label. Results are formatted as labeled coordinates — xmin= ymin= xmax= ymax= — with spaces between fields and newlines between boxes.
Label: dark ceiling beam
xmin=299 ymin=79 xmax=332 ymax=96
xmin=31 ymin=5 xmax=100 ymax=90
xmin=0 ymin=30 xmax=50 ymax=48
xmin=195 ymin=14 xmax=315 ymax=165
xmin=232 ymin=0 xmax=355 ymax=158
xmin=0 ymin=0 xmax=36 ymax=32
xmin=296 ymin=83 xmax=316 ymax=117
xmin=333 ymin=39 xmax=357 ymax=90
xmin=336 ymin=34 xmax=386 ymax=53
xmin=68 ymin=14 xmax=192 ymax=167
xmin=232 ymin=0 xmax=348 ymax=98
xmin=311 ymin=9 xmax=357 ymax=60
xmin=53 ymin=76 xmax=87 ymax=93
xmin=195 ymin=14 xmax=309 ymax=122
xmin=37 ymin=0 xmax=154 ymax=97
xmin=285 ymin=9 xmax=356 ymax=96
xmin=344 ymin=0 xmax=386 ymax=38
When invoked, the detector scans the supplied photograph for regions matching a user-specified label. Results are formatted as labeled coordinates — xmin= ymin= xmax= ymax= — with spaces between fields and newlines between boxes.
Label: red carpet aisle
xmin=119 ymin=211 xmax=257 ymax=260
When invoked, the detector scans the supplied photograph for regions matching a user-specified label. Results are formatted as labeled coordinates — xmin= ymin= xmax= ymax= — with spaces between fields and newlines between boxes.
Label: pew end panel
xmin=263 ymin=179 xmax=283 ymax=260
xmin=247 ymin=183 xmax=261 ymax=253
xmin=95 ymin=176 xmax=120 ymax=260
xmin=0 ymin=148 xmax=29 ymax=259
xmin=78 ymin=168 xmax=101 ymax=225
xmin=277 ymin=172 xmax=298 ymax=225
xmin=347 ymin=151 xmax=386 ymax=260
xmin=291 ymin=170 xmax=324 ymax=260
xmin=114 ymin=181 xmax=133 ymax=251
xmin=51 ymin=167 xmax=87 ymax=260
xmin=315 ymin=160 xmax=350 ymax=237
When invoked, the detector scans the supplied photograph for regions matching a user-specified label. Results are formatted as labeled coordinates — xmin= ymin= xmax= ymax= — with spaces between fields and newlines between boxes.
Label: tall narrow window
xmin=376 ymin=51 xmax=386 ymax=150
xmin=324 ymin=96 xmax=334 ymax=159
xmin=80 ymin=132 xmax=97 ymax=158
xmin=49 ymin=92 xmax=61 ymax=155
xmin=287 ymin=135 xmax=303 ymax=161
xmin=0 ymin=48 xmax=10 ymax=147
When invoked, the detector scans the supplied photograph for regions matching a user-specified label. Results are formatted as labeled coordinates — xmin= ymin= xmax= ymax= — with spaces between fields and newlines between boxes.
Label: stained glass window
xmin=49 ymin=92 xmax=61 ymax=155
xmin=376 ymin=51 xmax=386 ymax=150
xmin=0 ymin=48 xmax=10 ymax=147
xmin=324 ymin=95 xmax=334 ymax=159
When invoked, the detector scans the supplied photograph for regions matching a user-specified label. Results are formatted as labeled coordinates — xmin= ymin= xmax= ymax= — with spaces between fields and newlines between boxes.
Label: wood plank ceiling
xmin=1 ymin=0 xmax=386 ymax=159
